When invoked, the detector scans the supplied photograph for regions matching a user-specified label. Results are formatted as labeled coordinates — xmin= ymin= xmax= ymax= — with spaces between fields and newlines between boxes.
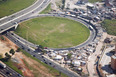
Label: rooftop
xmin=112 ymin=54 xmax=116 ymax=59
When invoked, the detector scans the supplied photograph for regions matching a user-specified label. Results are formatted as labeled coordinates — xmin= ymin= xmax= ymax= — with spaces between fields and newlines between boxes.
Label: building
xmin=111 ymin=54 xmax=116 ymax=70
xmin=105 ymin=0 xmax=113 ymax=8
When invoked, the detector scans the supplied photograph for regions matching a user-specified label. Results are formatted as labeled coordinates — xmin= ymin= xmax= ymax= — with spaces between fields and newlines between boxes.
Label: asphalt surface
xmin=3 ymin=14 xmax=97 ymax=77
xmin=8 ymin=32 xmax=38 ymax=48
xmin=0 ymin=0 xmax=51 ymax=33
xmin=0 ymin=0 xmax=97 ymax=76
xmin=5 ymin=32 xmax=80 ymax=77
xmin=0 ymin=0 xmax=49 ymax=25
xmin=0 ymin=0 xmax=51 ymax=77
xmin=0 ymin=66 xmax=22 ymax=77
xmin=37 ymin=14 xmax=96 ymax=50
xmin=1 ymin=14 xmax=96 ymax=76
xmin=12 ymin=14 xmax=96 ymax=51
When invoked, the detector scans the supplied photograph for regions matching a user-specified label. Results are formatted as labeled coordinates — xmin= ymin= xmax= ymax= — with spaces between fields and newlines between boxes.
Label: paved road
xmin=0 ymin=0 xmax=50 ymax=77
xmin=13 ymin=14 xmax=97 ymax=51
xmin=3 ymin=13 xmax=97 ymax=77
xmin=87 ymin=32 xmax=107 ymax=77
xmin=5 ymin=32 xmax=80 ymax=77
xmin=0 ymin=65 xmax=22 ymax=77
xmin=0 ymin=0 xmax=97 ymax=76
xmin=0 ymin=12 xmax=96 ymax=77
xmin=8 ymin=32 xmax=38 ymax=49
xmin=0 ymin=0 xmax=51 ymax=33
xmin=0 ymin=0 xmax=50 ymax=25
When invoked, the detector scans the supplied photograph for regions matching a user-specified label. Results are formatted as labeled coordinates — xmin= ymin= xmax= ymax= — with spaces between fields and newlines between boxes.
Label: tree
xmin=38 ymin=45 xmax=44 ymax=51
xmin=61 ymin=0 xmax=65 ymax=10
xmin=67 ymin=53 xmax=72 ymax=59
xmin=1 ymin=36 xmax=5 ymax=40
xmin=39 ymin=45 xmax=44 ymax=49
xmin=5 ymin=52 xmax=11 ymax=59
xmin=9 ymin=49 xmax=15 ymax=55
xmin=16 ymin=48 xmax=21 ymax=52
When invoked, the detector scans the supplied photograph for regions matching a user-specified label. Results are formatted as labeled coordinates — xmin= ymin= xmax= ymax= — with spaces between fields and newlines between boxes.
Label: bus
xmin=0 ymin=61 xmax=6 ymax=68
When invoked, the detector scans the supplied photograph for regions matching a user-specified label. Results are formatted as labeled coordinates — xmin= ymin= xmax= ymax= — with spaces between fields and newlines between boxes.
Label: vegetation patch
xmin=15 ymin=17 xmax=90 ymax=48
xmin=21 ymin=50 xmax=68 ymax=77
xmin=40 ymin=3 xmax=52 ymax=14
xmin=88 ymin=0 xmax=102 ymax=3
xmin=0 ymin=0 xmax=35 ymax=18
xmin=101 ymin=19 xmax=116 ymax=36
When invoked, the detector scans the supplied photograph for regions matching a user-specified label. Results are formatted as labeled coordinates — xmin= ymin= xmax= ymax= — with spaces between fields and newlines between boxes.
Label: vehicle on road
xmin=0 ymin=61 xmax=6 ymax=69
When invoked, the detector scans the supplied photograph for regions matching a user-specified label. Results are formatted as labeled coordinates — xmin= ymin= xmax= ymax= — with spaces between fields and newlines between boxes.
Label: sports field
xmin=15 ymin=17 xmax=90 ymax=48
xmin=0 ymin=0 xmax=35 ymax=18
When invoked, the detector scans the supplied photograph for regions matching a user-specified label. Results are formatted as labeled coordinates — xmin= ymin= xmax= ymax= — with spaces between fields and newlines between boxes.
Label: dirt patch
xmin=107 ymin=34 xmax=116 ymax=39
xmin=0 ymin=36 xmax=17 ymax=57
xmin=13 ymin=52 xmax=54 ymax=77
xmin=0 ymin=35 xmax=55 ymax=77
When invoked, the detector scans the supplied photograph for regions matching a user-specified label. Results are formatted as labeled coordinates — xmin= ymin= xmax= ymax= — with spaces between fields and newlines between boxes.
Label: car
xmin=17 ymin=74 xmax=22 ymax=77
xmin=49 ymin=63 xmax=52 ymax=65
xmin=6 ymin=71 xmax=12 ymax=76
xmin=33 ymin=55 xmax=35 ymax=57
xmin=28 ymin=49 xmax=30 ymax=51
xmin=22 ymin=47 xmax=25 ymax=49
xmin=38 ymin=52 xmax=41 ymax=55
xmin=45 ymin=62 xmax=47 ymax=64
xmin=41 ymin=56 xmax=44 ymax=58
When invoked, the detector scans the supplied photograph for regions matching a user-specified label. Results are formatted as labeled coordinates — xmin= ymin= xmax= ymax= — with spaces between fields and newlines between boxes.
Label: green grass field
xmin=88 ymin=0 xmax=102 ymax=3
xmin=102 ymin=19 xmax=116 ymax=36
xmin=0 ymin=0 xmax=35 ymax=18
xmin=40 ymin=3 xmax=52 ymax=14
xmin=15 ymin=17 xmax=90 ymax=48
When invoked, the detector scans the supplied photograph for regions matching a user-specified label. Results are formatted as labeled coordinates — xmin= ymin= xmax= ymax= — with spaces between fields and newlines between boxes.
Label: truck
xmin=0 ymin=61 xmax=6 ymax=68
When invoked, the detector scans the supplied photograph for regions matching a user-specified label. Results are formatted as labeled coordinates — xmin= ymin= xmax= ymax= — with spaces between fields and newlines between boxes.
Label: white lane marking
xmin=0 ymin=0 xmax=46 ymax=27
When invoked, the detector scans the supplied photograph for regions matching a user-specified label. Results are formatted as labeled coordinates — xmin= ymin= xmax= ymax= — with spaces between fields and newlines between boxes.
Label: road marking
xmin=0 ymin=0 xmax=46 ymax=27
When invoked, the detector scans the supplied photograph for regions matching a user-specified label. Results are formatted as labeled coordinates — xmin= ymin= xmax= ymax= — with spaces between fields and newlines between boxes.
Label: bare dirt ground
xmin=0 ymin=35 xmax=54 ymax=77
xmin=0 ymin=35 xmax=17 ymax=57
xmin=12 ymin=52 xmax=54 ymax=77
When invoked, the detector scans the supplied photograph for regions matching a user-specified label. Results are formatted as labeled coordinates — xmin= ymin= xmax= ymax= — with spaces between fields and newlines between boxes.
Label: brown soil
xmin=0 ymin=35 xmax=55 ymax=77
xmin=0 ymin=35 xmax=17 ymax=57
xmin=13 ymin=52 xmax=54 ymax=77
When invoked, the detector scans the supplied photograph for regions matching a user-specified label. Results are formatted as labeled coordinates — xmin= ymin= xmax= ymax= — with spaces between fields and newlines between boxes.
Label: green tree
xmin=61 ymin=0 xmax=65 ymax=10
xmin=5 ymin=52 xmax=11 ymax=59
xmin=1 ymin=36 xmax=5 ymax=40
xmin=17 ymin=48 xmax=21 ymax=52
xmin=39 ymin=45 xmax=44 ymax=51
xmin=67 ymin=53 xmax=72 ymax=59
xmin=9 ymin=49 xmax=15 ymax=55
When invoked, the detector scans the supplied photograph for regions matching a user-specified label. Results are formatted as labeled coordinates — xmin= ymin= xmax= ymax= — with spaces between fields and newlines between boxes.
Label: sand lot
xmin=0 ymin=35 xmax=17 ymax=57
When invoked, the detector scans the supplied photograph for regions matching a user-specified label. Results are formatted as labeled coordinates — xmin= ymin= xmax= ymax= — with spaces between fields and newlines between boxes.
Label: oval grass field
xmin=15 ymin=17 xmax=90 ymax=48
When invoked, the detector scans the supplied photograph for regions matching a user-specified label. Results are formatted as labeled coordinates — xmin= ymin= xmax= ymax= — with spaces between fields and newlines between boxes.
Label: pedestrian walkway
xmin=87 ymin=32 xmax=107 ymax=77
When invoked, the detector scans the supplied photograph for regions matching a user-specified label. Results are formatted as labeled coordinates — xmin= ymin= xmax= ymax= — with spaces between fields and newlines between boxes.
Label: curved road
xmin=37 ymin=14 xmax=96 ymax=50
xmin=5 ymin=32 xmax=80 ymax=77
xmin=4 ymin=14 xmax=97 ymax=77
xmin=0 ymin=0 xmax=97 ymax=77
xmin=10 ymin=14 xmax=97 ymax=51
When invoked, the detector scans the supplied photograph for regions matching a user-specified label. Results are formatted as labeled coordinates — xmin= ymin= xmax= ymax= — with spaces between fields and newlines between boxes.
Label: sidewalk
xmin=87 ymin=32 xmax=107 ymax=77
